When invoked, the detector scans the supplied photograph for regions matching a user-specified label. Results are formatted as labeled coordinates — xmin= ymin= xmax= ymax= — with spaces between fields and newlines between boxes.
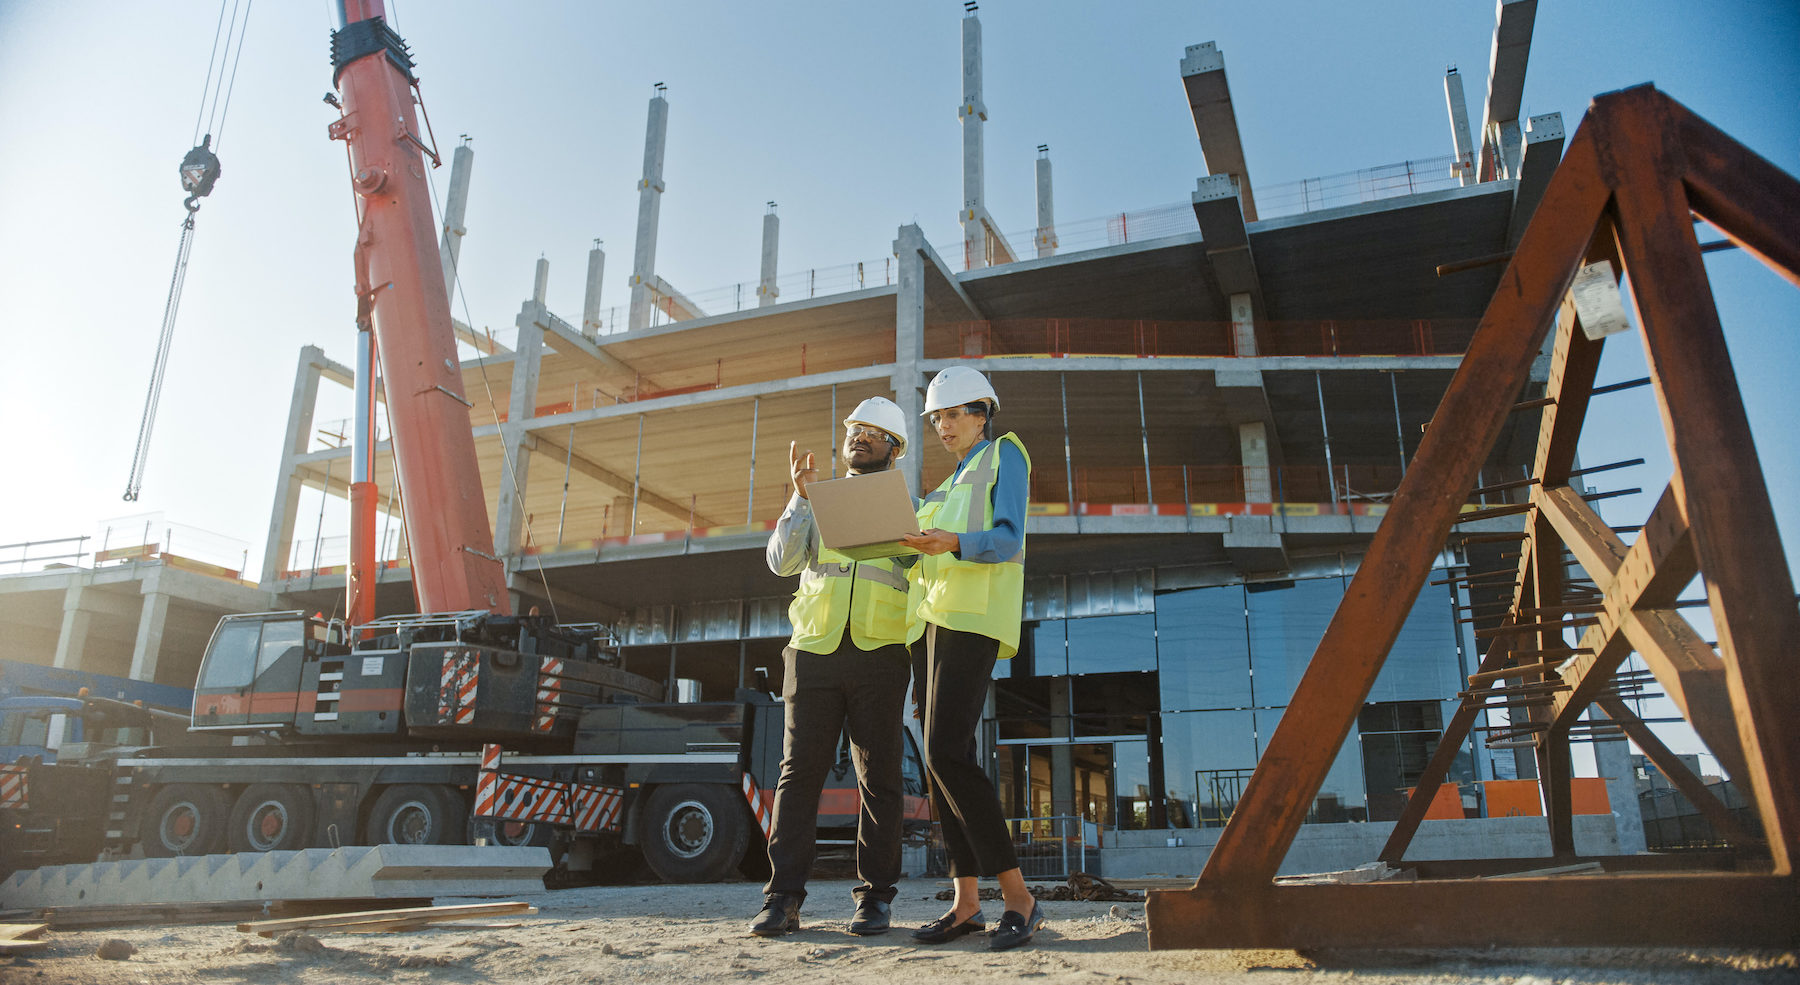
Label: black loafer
xmin=848 ymin=898 xmax=891 ymax=935
xmin=988 ymin=901 xmax=1045 ymax=951
xmin=910 ymin=909 xmax=984 ymax=944
xmin=749 ymin=893 xmax=802 ymax=937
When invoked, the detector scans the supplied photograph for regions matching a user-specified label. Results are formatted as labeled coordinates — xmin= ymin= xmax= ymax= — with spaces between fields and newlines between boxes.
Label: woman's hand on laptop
xmin=901 ymin=529 xmax=958 ymax=556
xmin=790 ymin=441 xmax=817 ymax=499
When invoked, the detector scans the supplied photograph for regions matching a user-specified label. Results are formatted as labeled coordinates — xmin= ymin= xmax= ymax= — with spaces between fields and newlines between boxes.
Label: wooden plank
xmin=1146 ymin=873 xmax=1800 ymax=949
xmin=1181 ymin=121 xmax=1614 ymax=891
xmin=240 ymin=901 xmax=535 ymax=937
xmin=1606 ymin=86 xmax=1800 ymax=874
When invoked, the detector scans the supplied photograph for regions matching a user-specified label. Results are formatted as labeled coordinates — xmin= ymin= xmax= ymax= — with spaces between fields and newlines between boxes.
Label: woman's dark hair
xmin=964 ymin=400 xmax=995 ymax=441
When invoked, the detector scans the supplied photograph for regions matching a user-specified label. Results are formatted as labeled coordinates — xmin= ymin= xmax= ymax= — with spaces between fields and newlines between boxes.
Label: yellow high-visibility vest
xmin=914 ymin=433 xmax=1030 ymax=658
xmin=787 ymin=544 xmax=914 ymax=654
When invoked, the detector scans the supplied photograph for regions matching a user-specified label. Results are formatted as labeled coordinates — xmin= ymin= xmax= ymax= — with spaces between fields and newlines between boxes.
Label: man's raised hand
xmin=790 ymin=440 xmax=817 ymax=499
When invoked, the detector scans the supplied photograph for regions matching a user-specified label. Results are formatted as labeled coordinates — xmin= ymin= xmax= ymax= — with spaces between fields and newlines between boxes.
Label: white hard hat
xmin=922 ymin=366 xmax=998 ymax=416
xmin=843 ymin=396 xmax=908 ymax=460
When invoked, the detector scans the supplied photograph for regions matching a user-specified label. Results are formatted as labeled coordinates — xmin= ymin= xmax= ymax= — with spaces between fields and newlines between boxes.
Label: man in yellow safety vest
xmin=749 ymin=396 xmax=917 ymax=938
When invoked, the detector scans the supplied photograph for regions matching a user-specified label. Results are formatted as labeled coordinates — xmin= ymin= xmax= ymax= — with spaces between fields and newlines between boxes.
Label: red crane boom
xmin=329 ymin=0 xmax=509 ymax=619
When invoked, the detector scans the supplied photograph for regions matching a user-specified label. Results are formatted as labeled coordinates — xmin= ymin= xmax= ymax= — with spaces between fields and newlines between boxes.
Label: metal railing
xmin=928 ymin=816 xmax=1100 ymax=879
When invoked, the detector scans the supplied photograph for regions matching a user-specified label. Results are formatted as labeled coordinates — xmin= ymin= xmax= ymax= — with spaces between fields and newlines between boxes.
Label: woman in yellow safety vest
xmin=899 ymin=366 xmax=1044 ymax=952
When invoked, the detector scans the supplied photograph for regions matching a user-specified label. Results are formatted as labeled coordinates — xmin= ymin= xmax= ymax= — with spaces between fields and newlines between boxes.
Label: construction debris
xmin=0 ymin=922 xmax=48 ymax=955
xmin=934 ymin=872 xmax=1144 ymax=903
xmin=95 ymin=938 xmax=137 ymax=960
xmin=238 ymin=901 xmax=536 ymax=937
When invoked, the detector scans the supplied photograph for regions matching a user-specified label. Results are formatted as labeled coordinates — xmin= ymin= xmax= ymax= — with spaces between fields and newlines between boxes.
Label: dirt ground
xmin=3 ymin=878 xmax=1794 ymax=985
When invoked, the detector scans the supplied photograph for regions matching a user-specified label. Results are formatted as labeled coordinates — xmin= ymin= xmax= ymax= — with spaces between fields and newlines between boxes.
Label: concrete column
xmin=1444 ymin=68 xmax=1476 ymax=186
xmin=493 ymin=299 xmax=546 ymax=558
xmin=1229 ymin=292 xmax=1256 ymax=357
xmin=261 ymin=346 xmax=326 ymax=585
xmin=959 ymin=12 xmax=989 ymax=270
xmin=129 ymin=571 xmax=170 ymax=683
xmin=1594 ymin=735 xmax=1648 ymax=853
xmin=1239 ymin=422 xmax=1272 ymax=502
xmin=52 ymin=580 xmax=92 ymax=670
xmin=1034 ymin=147 xmax=1056 ymax=258
xmin=892 ymin=225 xmax=928 ymax=494
xmin=438 ymin=139 xmax=474 ymax=304
xmin=757 ymin=204 xmax=780 ymax=307
xmin=533 ymin=256 xmax=550 ymax=305
xmin=582 ymin=240 xmax=605 ymax=338
xmin=628 ymin=90 xmax=670 ymax=332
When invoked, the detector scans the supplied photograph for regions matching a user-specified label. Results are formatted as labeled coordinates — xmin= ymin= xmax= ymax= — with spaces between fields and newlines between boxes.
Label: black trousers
xmin=763 ymin=640 xmax=911 ymax=904
xmin=914 ymin=624 xmax=1018 ymax=878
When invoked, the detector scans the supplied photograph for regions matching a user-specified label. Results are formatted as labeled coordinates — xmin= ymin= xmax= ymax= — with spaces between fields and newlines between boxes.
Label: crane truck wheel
xmin=639 ymin=783 xmax=749 ymax=884
xmin=363 ymin=784 xmax=468 ymax=846
xmin=141 ymin=785 xmax=229 ymax=857
xmin=226 ymin=784 xmax=317 ymax=853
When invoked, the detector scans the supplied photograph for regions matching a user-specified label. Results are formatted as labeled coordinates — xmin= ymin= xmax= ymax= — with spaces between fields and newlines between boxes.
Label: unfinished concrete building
xmin=6 ymin=3 xmax=1649 ymax=874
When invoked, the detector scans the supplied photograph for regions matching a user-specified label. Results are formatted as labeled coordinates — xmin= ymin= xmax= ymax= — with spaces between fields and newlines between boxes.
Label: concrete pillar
xmin=1239 ymin=422 xmax=1272 ymax=502
xmin=129 ymin=571 xmax=170 ymax=682
xmin=52 ymin=580 xmax=92 ymax=670
xmin=959 ymin=12 xmax=989 ymax=270
xmin=533 ymin=256 xmax=549 ymax=305
xmin=1034 ymin=147 xmax=1056 ymax=258
xmin=757 ymin=204 xmax=780 ymax=307
xmin=1444 ymin=68 xmax=1476 ymax=186
xmin=261 ymin=347 xmax=326 ymax=585
xmin=493 ymin=299 xmax=545 ymax=559
xmin=1229 ymin=292 xmax=1257 ymax=357
xmin=582 ymin=240 xmax=605 ymax=339
xmin=438 ymin=139 xmax=474 ymax=303
xmin=628 ymin=90 xmax=670 ymax=332
xmin=891 ymin=225 xmax=928 ymax=494
xmin=1595 ymin=735 xmax=1648 ymax=853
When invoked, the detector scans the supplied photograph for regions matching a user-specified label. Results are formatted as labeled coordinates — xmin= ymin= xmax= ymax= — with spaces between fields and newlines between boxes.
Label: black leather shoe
xmin=848 ymin=898 xmax=891 ymax=935
xmin=988 ymin=901 xmax=1045 ymax=951
xmin=749 ymin=893 xmax=802 ymax=937
xmin=910 ymin=909 xmax=984 ymax=943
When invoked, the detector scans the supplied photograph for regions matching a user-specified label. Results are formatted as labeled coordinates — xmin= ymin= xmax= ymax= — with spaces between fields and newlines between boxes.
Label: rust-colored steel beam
xmin=1146 ymin=875 xmax=1799 ymax=950
xmin=1595 ymin=693 xmax=1756 ymax=848
xmin=1170 ymin=122 xmax=1611 ymax=895
xmin=1604 ymin=88 xmax=1800 ymax=874
xmin=1149 ymin=86 xmax=1800 ymax=950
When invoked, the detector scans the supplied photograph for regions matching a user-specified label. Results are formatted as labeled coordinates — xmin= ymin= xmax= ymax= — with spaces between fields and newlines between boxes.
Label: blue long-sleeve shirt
xmin=949 ymin=438 xmax=1028 ymax=563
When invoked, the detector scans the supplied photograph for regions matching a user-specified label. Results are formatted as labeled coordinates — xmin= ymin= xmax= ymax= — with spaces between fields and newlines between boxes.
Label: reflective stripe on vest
xmin=914 ymin=433 xmax=1030 ymax=658
xmin=787 ymin=539 xmax=914 ymax=654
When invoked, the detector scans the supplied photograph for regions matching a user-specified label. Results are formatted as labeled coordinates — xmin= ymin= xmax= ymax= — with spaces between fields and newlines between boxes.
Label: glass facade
xmin=991 ymin=569 xmax=1484 ymax=830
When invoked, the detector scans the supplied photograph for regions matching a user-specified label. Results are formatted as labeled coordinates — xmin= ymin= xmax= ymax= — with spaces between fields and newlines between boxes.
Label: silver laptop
xmin=806 ymin=469 xmax=922 ymax=561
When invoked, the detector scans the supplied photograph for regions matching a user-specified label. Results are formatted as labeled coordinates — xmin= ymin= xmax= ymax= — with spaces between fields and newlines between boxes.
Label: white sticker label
xmin=361 ymin=656 xmax=385 ymax=677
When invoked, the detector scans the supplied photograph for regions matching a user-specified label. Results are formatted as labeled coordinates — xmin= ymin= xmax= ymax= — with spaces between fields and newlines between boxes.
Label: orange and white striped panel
xmin=437 ymin=651 xmax=480 ymax=725
xmin=534 ymin=656 xmax=564 ymax=732
xmin=741 ymin=773 xmax=773 ymax=840
xmin=474 ymin=744 xmax=503 ymax=817
xmin=570 ymin=782 xmax=626 ymax=832
xmin=0 ymin=764 xmax=26 ymax=810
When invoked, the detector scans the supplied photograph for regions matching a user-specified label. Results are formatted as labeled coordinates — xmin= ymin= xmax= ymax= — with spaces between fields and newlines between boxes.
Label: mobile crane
xmin=1 ymin=1 xmax=925 ymax=884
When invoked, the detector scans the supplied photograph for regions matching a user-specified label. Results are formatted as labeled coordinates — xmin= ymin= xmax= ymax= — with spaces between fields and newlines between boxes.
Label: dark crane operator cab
xmin=192 ymin=612 xmax=348 ymax=732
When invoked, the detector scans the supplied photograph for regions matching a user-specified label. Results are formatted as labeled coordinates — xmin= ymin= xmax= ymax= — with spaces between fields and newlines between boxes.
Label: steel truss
xmin=1146 ymin=86 xmax=1800 ymax=949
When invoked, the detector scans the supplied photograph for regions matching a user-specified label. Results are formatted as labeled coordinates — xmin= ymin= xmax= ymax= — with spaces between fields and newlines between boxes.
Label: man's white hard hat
xmin=843 ymin=396 xmax=909 ymax=460
xmin=921 ymin=366 xmax=999 ymax=416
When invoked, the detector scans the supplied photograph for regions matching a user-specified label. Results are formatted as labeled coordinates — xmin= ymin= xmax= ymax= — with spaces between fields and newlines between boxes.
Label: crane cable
xmin=123 ymin=0 xmax=254 ymax=501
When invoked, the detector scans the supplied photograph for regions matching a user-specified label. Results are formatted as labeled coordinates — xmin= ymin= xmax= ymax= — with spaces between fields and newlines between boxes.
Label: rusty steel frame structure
xmin=1145 ymin=86 xmax=1800 ymax=949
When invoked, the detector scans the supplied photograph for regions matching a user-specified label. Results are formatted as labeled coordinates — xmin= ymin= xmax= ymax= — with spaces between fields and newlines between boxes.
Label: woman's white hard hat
xmin=921 ymin=366 xmax=999 ymax=416
xmin=843 ymin=396 xmax=909 ymax=460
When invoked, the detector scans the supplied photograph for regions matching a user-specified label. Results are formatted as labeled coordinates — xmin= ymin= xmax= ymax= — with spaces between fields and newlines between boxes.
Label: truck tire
xmin=639 ymin=783 xmax=749 ymax=884
xmin=469 ymin=817 xmax=553 ymax=849
xmin=227 ymin=783 xmax=316 ymax=853
xmin=364 ymin=784 xmax=468 ymax=846
xmin=141 ymin=785 xmax=229 ymax=857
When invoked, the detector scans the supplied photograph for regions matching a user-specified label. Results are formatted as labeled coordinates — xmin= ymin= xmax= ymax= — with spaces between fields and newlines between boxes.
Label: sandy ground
xmin=2 ymin=878 xmax=1794 ymax=985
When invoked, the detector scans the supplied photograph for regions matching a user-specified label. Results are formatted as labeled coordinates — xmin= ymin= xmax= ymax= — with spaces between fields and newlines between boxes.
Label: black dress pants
xmin=913 ymin=623 xmax=1018 ymax=878
xmin=763 ymin=640 xmax=911 ymax=904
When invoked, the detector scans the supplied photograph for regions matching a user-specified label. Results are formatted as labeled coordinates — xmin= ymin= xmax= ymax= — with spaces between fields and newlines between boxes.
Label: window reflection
xmin=1155 ymin=585 xmax=1250 ymax=710
xmin=1246 ymin=577 xmax=1344 ymax=707
xmin=1068 ymin=613 xmax=1155 ymax=675
xmin=1256 ymin=705 xmax=1368 ymax=821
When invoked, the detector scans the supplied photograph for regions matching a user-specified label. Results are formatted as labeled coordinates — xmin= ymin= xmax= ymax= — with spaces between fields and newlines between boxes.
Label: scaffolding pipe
xmin=1316 ymin=371 xmax=1338 ymax=508
xmin=556 ymin=423 xmax=574 ymax=547
xmin=1390 ymin=371 xmax=1408 ymax=475
xmin=747 ymin=397 xmax=761 ymax=522
xmin=630 ymin=414 xmax=644 ymax=534
xmin=1060 ymin=373 xmax=1077 ymax=529
xmin=1137 ymin=372 xmax=1153 ymax=507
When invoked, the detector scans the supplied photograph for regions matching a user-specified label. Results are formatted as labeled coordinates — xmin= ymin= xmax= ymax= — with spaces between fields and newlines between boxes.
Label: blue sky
xmin=0 ymin=0 xmax=1794 ymax=722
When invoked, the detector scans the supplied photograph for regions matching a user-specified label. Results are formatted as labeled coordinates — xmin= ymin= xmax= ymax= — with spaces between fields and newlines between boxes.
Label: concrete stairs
xmin=0 ymin=845 xmax=551 ymax=909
